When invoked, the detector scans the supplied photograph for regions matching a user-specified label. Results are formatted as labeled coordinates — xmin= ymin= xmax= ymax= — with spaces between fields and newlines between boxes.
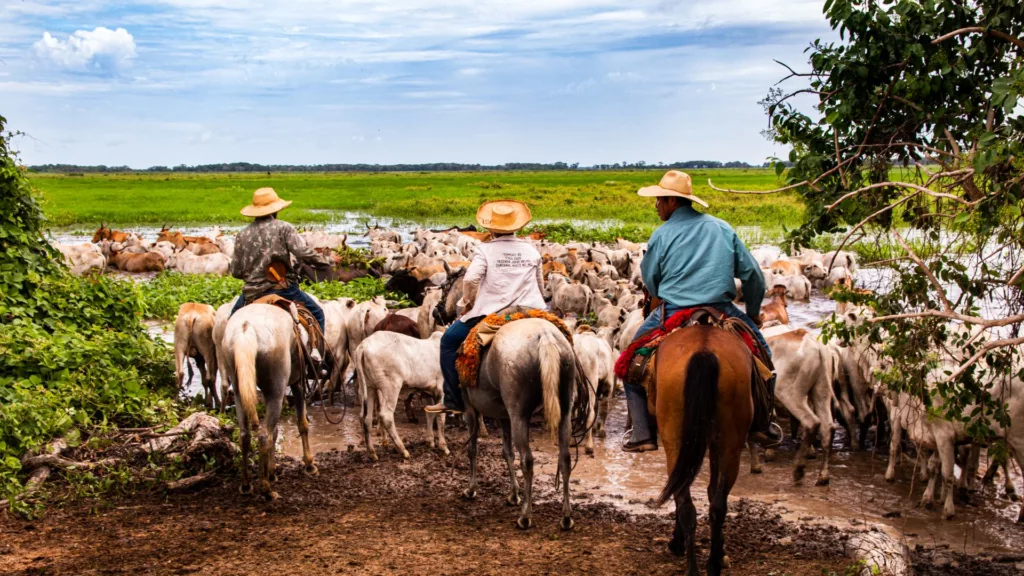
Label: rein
xmin=432 ymin=266 xmax=467 ymax=326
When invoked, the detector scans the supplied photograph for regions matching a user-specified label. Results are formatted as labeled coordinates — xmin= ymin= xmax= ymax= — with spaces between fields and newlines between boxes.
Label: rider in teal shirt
xmin=624 ymin=171 xmax=778 ymax=453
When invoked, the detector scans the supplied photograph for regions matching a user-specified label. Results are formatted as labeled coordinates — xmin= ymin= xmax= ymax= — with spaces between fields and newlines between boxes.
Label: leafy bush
xmin=0 ymin=115 xmax=178 ymax=509
xmin=303 ymin=276 xmax=412 ymax=306
xmin=139 ymin=272 xmax=243 ymax=321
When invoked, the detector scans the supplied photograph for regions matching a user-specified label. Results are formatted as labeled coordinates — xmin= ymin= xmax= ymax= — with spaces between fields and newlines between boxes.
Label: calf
xmin=174 ymin=303 xmax=219 ymax=410
xmin=759 ymin=285 xmax=790 ymax=327
xmin=355 ymin=332 xmax=448 ymax=459
xmin=541 ymin=254 xmax=568 ymax=280
xmin=769 ymin=258 xmax=802 ymax=277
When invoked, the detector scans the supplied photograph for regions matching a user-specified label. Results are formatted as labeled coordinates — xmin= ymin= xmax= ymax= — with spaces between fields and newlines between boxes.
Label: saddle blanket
xmin=456 ymin=309 xmax=572 ymax=388
xmin=613 ymin=307 xmax=766 ymax=381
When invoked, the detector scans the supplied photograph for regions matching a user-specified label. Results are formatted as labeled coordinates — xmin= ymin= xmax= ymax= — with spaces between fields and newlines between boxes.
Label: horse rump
xmin=656 ymin=350 xmax=719 ymax=507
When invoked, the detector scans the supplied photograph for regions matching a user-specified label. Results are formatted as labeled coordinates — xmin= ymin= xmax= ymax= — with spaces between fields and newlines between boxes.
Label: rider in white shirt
xmin=426 ymin=200 xmax=545 ymax=414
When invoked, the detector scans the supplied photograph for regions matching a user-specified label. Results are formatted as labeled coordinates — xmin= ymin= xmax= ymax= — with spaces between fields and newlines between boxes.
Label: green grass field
xmin=33 ymin=169 xmax=804 ymax=237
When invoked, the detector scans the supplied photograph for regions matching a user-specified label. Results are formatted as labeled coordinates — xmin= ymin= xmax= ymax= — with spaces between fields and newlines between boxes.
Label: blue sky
xmin=2 ymin=1 xmax=831 ymax=167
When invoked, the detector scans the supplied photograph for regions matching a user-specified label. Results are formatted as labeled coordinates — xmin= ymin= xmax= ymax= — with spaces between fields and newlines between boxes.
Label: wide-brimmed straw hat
xmin=637 ymin=170 xmax=708 ymax=208
xmin=476 ymin=200 xmax=532 ymax=234
xmin=241 ymin=187 xmax=293 ymax=217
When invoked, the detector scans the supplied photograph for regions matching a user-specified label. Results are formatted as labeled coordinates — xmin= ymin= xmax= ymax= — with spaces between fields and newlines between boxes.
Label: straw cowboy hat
xmin=637 ymin=170 xmax=708 ymax=208
xmin=241 ymin=187 xmax=293 ymax=217
xmin=476 ymin=200 xmax=532 ymax=234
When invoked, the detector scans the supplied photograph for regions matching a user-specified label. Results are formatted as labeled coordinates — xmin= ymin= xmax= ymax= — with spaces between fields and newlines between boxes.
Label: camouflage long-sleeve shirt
xmin=230 ymin=216 xmax=328 ymax=300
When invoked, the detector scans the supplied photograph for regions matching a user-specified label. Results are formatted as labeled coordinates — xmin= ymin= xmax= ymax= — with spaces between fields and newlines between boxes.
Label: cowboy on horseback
xmin=425 ymin=200 xmax=547 ymax=415
xmin=623 ymin=171 xmax=781 ymax=453
xmin=229 ymin=187 xmax=330 ymax=333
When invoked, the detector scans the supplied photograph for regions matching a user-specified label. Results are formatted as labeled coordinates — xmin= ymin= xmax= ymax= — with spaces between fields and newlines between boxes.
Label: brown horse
xmin=653 ymin=325 xmax=753 ymax=576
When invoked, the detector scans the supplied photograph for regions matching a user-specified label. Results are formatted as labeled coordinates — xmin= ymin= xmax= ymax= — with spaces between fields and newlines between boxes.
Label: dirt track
xmin=0 ymin=435 xmax=861 ymax=576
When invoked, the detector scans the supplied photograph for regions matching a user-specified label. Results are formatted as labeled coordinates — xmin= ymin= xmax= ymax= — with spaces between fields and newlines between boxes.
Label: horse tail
xmin=656 ymin=350 xmax=719 ymax=507
xmin=539 ymin=331 xmax=563 ymax=440
xmin=233 ymin=322 xmax=260 ymax=430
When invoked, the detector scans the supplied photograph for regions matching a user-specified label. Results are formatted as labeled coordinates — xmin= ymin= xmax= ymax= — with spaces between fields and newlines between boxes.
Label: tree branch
xmin=869 ymin=310 xmax=1024 ymax=328
xmin=706 ymin=178 xmax=809 ymax=195
xmin=892 ymin=228 xmax=954 ymax=313
xmin=932 ymin=27 xmax=1024 ymax=51
xmin=945 ymin=336 xmax=1024 ymax=383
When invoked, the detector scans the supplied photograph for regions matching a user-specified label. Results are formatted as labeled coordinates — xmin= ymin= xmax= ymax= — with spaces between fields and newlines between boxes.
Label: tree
xmin=719 ymin=1 xmax=1024 ymax=434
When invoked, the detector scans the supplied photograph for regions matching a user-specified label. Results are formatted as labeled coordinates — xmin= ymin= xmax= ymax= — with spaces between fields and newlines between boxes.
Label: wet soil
xmin=0 ymin=434 xmax=856 ymax=576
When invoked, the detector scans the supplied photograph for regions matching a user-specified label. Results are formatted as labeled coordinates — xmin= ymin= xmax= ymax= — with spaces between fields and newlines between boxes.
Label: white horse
xmin=222 ymin=303 xmax=317 ymax=500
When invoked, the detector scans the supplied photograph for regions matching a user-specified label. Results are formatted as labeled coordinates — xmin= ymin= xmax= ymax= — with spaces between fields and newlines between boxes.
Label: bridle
xmin=432 ymin=267 xmax=467 ymax=326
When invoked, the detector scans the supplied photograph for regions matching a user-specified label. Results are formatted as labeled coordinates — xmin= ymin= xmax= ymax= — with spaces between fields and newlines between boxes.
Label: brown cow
xmin=374 ymin=313 xmax=421 ymax=339
xmin=769 ymin=259 xmax=802 ymax=277
xmin=109 ymin=249 xmax=165 ymax=273
xmin=158 ymin=225 xmax=214 ymax=251
xmin=527 ymin=231 xmax=547 ymax=241
xmin=760 ymin=285 xmax=789 ymax=327
xmin=188 ymin=242 xmax=222 ymax=256
xmin=541 ymin=254 xmax=568 ymax=280
xmin=91 ymin=224 xmax=129 ymax=244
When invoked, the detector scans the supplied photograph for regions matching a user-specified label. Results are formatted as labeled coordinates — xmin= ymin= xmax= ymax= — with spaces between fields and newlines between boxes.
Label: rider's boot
xmin=623 ymin=383 xmax=658 ymax=453
xmin=749 ymin=372 xmax=782 ymax=448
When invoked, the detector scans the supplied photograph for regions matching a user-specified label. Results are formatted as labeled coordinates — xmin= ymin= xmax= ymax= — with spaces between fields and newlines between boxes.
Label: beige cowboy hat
xmin=476 ymin=200 xmax=532 ymax=234
xmin=637 ymin=170 xmax=708 ymax=208
xmin=241 ymin=187 xmax=293 ymax=217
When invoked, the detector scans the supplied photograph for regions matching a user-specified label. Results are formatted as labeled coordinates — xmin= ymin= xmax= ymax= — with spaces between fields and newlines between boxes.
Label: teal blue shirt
xmin=641 ymin=205 xmax=766 ymax=318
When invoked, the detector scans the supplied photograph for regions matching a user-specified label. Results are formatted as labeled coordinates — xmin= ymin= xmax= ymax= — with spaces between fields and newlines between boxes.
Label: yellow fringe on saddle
xmin=456 ymin=310 xmax=573 ymax=388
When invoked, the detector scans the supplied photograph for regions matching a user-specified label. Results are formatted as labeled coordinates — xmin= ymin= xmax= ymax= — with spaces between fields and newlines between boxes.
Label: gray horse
xmin=461 ymin=318 xmax=588 ymax=530
xmin=222 ymin=303 xmax=317 ymax=500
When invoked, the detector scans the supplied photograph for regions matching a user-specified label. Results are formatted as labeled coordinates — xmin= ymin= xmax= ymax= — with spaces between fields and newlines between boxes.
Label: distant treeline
xmin=29 ymin=160 xmax=765 ymax=173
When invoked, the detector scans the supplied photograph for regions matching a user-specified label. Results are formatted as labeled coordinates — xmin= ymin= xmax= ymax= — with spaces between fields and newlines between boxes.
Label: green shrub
xmin=139 ymin=272 xmax=243 ymax=321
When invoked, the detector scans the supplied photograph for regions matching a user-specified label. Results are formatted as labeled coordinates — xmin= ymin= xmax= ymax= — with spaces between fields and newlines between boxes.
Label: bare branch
xmin=943 ymin=127 xmax=962 ymax=157
xmin=869 ymin=310 xmax=1024 ymax=328
xmin=707 ymin=178 xmax=809 ymax=195
xmin=932 ymin=27 xmax=1024 ymax=51
xmin=946 ymin=336 xmax=1024 ymax=383
xmin=826 ymin=181 xmax=976 ymax=211
xmin=829 ymin=193 xmax=919 ymax=269
xmin=892 ymin=228 xmax=954 ymax=313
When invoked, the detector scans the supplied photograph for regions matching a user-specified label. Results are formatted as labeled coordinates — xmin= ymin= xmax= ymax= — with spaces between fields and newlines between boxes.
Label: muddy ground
xmin=0 ymin=435 xmax=850 ymax=576
xmin=2 ymin=430 xmax=1021 ymax=576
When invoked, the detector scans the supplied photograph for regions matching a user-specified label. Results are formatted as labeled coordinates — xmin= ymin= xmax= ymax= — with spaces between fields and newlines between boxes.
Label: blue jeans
xmin=440 ymin=317 xmax=484 ymax=410
xmin=230 ymin=283 xmax=325 ymax=333
xmin=633 ymin=302 xmax=770 ymax=358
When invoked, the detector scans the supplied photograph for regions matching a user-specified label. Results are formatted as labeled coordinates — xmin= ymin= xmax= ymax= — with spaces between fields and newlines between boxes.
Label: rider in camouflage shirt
xmin=229 ymin=188 xmax=329 ymax=331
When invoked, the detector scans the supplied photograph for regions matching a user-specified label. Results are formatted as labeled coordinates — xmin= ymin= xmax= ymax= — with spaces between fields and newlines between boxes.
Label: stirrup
xmin=750 ymin=422 xmax=783 ymax=448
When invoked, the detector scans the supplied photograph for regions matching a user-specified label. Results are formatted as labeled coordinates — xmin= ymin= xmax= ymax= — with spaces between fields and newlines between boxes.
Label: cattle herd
xmin=53 ymin=223 xmax=1024 ymax=523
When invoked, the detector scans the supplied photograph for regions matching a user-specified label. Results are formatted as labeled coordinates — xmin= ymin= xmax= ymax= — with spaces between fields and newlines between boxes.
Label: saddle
xmin=615 ymin=306 xmax=776 ymax=434
xmin=250 ymin=294 xmax=325 ymax=356
xmin=455 ymin=307 xmax=573 ymax=388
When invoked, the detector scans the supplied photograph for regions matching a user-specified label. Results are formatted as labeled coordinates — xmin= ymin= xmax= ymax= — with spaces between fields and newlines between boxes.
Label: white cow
xmin=355 ymin=331 xmax=448 ymax=460
xmin=167 ymin=251 xmax=230 ymax=275
xmin=548 ymin=273 xmax=593 ymax=316
xmin=760 ymin=329 xmax=838 ymax=486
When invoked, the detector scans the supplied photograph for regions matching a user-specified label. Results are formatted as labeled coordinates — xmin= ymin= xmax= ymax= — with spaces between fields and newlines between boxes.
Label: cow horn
xmin=342 ymin=233 xmax=348 ymax=249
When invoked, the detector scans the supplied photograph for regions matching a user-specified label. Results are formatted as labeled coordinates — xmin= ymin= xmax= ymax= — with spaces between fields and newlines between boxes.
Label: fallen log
xmin=20 ymin=453 xmax=120 ymax=471
xmin=144 ymin=412 xmax=226 ymax=454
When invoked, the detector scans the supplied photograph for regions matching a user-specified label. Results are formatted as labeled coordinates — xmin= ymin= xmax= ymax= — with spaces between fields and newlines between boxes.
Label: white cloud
xmin=33 ymin=27 xmax=137 ymax=71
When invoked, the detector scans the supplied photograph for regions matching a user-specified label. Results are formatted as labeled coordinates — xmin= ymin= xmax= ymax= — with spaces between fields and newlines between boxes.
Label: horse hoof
xmin=585 ymin=447 xmax=594 ymax=457
xmin=1007 ymin=491 xmax=1019 ymax=502
xmin=884 ymin=475 xmax=896 ymax=484
xmin=793 ymin=467 xmax=805 ymax=483
xmin=559 ymin=517 xmax=574 ymax=531
xmin=815 ymin=476 xmax=830 ymax=487
xmin=441 ymin=448 xmax=450 ymax=456
xmin=239 ymin=483 xmax=253 ymax=495
xmin=269 ymin=472 xmax=278 ymax=483
xmin=506 ymin=494 xmax=522 ymax=507
xmin=462 ymin=488 xmax=477 ymax=501
xmin=516 ymin=517 xmax=532 ymax=530
xmin=750 ymin=467 xmax=763 ymax=475
xmin=368 ymin=452 xmax=378 ymax=463
xmin=401 ymin=451 xmax=410 ymax=459
xmin=943 ymin=511 xmax=954 ymax=521
xmin=667 ymin=539 xmax=684 ymax=557
xmin=264 ymin=491 xmax=280 ymax=502
xmin=764 ymin=449 xmax=778 ymax=462
xmin=304 ymin=464 xmax=319 ymax=476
